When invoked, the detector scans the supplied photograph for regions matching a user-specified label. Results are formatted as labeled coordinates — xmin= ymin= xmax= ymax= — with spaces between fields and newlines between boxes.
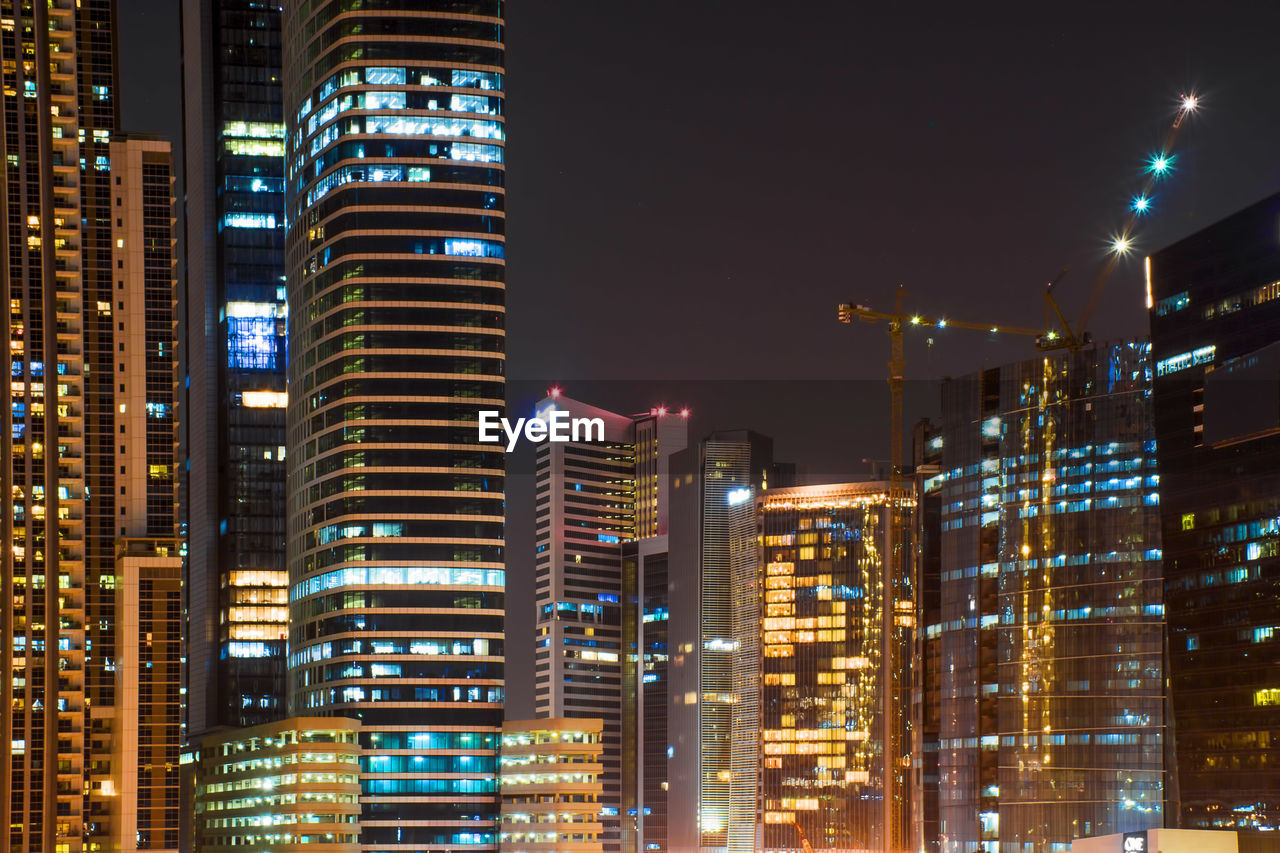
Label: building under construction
xmin=926 ymin=340 xmax=1166 ymax=853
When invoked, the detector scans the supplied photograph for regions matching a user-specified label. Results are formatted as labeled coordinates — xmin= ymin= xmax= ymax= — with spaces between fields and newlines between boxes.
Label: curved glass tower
xmin=282 ymin=1 xmax=507 ymax=847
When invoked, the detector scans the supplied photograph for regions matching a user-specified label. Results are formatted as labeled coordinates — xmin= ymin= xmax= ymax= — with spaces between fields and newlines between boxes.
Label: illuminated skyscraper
xmin=532 ymin=393 xmax=687 ymax=853
xmin=282 ymin=2 xmax=507 ymax=848
xmin=754 ymin=481 xmax=913 ymax=853
xmin=933 ymin=342 xmax=1165 ymax=853
xmin=2 ymin=2 xmax=182 ymax=847
xmin=181 ymin=0 xmax=290 ymax=735
xmin=1147 ymin=194 xmax=1280 ymax=832
xmin=668 ymin=431 xmax=781 ymax=853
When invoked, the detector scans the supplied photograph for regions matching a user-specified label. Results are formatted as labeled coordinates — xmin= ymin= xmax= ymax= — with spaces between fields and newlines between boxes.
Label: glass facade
xmin=282 ymin=1 xmax=507 ymax=848
xmin=1148 ymin=193 xmax=1280 ymax=832
xmin=757 ymin=482 xmax=913 ymax=853
xmin=181 ymin=0 xmax=290 ymax=735
xmin=912 ymin=421 xmax=944 ymax=853
xmin=935 ymin=343 xmax=1165 ymax=853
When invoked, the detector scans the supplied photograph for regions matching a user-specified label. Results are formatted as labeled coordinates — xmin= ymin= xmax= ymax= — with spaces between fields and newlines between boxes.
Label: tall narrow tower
xmin=181 ymin=0 xmax=290 ymax=735
xmin=2 ymin=2 xmax=182 ymax=848
xmin=282 ymin=2 xmax=508 ymax=848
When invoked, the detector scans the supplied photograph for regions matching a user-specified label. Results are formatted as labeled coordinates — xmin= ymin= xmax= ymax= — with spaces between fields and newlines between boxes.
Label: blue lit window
xmin=444 ymin=238 xmax=504 ymax=259
xmin=228 ymin=316 xmax=279 ymax=370
xmin=449 ymin=142 xmax=503 ymax=164
xmin=222 ymin=212 xmax=277 ymax=229
xmin=366 ymin=91 xmax=406 ymax=110
xmin=366 ymin=66 xmax=406 ymax=85
xmin=365 ymin=115 xmax=503 ymax=140
xmin=450 ymin=93 xmax=495 ymax=115
xmin=227 ymin=642 xmax=273 ymax=658
xmin=598 ymin=593 xmax=619 ymax=603
xmin=451 ymin=69 xmax=502 ymax=90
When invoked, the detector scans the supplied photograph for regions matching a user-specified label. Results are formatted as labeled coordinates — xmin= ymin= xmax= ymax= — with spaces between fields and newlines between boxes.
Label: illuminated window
xmin=366 ymin=67 xmax=406 ymax=85
xmin=222 ymin=212 xmax=277 ymax=229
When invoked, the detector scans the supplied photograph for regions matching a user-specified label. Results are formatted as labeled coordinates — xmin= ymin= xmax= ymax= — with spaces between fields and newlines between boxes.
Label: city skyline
xmin=114 ymin=4 xmax=1280 ymax=722
xmin=9 ymin=2 xmax=1280 ymax=852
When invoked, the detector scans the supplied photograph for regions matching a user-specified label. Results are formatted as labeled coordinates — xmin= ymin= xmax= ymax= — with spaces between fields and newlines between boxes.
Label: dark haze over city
xmin=118 ymin=0 xmax=1280 ymax=713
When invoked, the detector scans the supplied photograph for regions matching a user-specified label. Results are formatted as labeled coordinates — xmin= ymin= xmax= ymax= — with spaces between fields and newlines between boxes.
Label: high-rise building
xmin=1147 ymin=194 xmax=1280 ymax=832
xmin=500 ymin=718 xmax=606 ymax=853
xmin=622 ymin=537 xmax=672 ymax=853
xmin=755 ymin=481 xmax=914 ymax=853
xmin=108 ymin=136 xmax=184 ymax=852
xmin=281 ymin=2 xmax=508 ymax=848
xmin=2 ymin=1 xmax=183 ymax=845
xmin=532 ymin=393 xmax=687 ymax=853
xmin=933 ymin=342 xmax=1165 ymax=853
xmin=912 ymin=420 xmax=944 ymax=853
xmin=667 ymin=431 xmax=779 ymax=853
xmin=180 ymin=0 xmax=290 ymax=736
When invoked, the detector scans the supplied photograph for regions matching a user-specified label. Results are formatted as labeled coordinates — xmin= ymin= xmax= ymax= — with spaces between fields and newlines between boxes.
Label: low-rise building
xmin=189 ymin=717 xmax=362 ymax=852
xmin=501 ymin=718 xmax=605 ymax=853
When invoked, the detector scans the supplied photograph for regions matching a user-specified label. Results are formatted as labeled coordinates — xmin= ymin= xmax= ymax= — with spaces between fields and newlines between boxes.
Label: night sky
xmin=119 ymin=0 xmax=1280 ymax=714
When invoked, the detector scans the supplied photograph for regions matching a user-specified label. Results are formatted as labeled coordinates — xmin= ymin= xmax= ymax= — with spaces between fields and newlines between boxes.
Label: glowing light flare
xmin=548 ymin=385 xmax=562 ymax=399
xmin=1130 ymin=194 xmax=1151 ymax=215
xmin=1110 ymin=234 xmax=1134 ymax=256
xmin=1146 ymin=152 xmax=1175 ymax=177
xmin=679 ymin=407 xmax=690 ymax=418
xmin=1179 ymin=92 xmax=1199 ymax=113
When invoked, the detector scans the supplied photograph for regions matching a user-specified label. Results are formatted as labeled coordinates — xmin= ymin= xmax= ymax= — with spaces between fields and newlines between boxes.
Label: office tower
xmin=668 ymin=431 xmax=778 ymax=853
xmin=1147 ymin=194 xmax=1280 ymax=832
xmin=500 ymin=718 xmax=606 ymax=853
xmin=533 ymin=394 xmax=688 ymax=853
xmin=281 ymin=2 xmax=507 ymax=849
xmin=912 ymin=420 xmax=944 ymax=853
xmin=622 ymin=537 xmax=671 ymax=853
xmin=180 ymin=0 xmax=289 ymax=736
xmin=191 ymin=718 xmax=363 ymax=851
xmin=934 ymin=342 xmax=1165 ymax=853
xmin=2 ymin=1 xmax=183 ymax=846
xmin=754 ymin=481 xmax=913 ymax=853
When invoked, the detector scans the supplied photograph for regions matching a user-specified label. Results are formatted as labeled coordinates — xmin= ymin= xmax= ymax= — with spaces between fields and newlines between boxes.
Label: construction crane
xmin=835 ymin=287 xmax=1051 ymax=852
xmin=826 ymin=89 xmax=1200 ymax=853
xmin=1042 ymin=91 xmax=1201 ymax=351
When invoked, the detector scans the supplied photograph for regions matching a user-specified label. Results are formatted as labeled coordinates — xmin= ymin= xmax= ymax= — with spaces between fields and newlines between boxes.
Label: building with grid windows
xmin=755 ymin=481 xmax=913 ymax=853
xmin=532 ymin=393 xmax=687 ymax=853
xmin=1147 ymin=194 xmax=1280 ymax=832
xmin=1 ymin=1 xmax=182 ymax=845
xmin=181 ymin=0 xmax=290 ymax=736
xmin=281 ymin=1 xmax=508 ymax=848
xmin=932 ymin=342 xmax=1165 ymax=853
